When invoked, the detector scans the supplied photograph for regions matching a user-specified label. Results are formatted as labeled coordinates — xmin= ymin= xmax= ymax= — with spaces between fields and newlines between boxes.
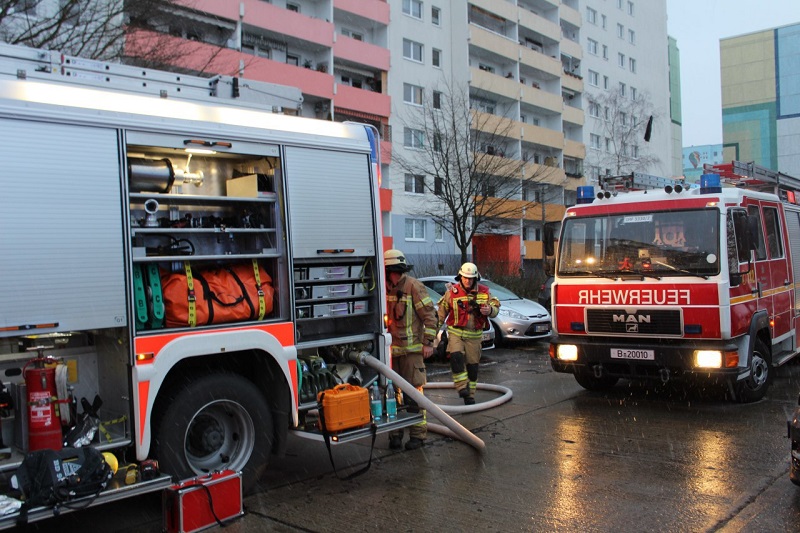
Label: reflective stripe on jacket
xmin=386 ymin=274 xmax=437 ymax=355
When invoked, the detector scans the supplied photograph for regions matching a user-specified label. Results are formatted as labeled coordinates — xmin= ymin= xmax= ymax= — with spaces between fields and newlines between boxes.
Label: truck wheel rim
xmin=184 ymin=399 xmax=254 ymax=475
xmin=749 ymin=354 xmax=768 ymax=389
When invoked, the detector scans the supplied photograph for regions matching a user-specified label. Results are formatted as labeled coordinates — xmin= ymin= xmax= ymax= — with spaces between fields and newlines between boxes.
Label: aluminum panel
xmin=284 ymin=147 xmax=376 ymax=259
xmin=0 ymin=118 xmax=125 ymax=335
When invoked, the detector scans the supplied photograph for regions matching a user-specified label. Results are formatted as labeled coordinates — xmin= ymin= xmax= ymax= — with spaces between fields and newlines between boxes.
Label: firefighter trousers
xmin=389 ymin=352 xmax=427 ymax=440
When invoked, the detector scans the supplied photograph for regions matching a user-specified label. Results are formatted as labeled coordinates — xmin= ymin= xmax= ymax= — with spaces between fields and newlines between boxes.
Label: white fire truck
xmin=547 ymin=163 xmax=800 ymax=402
xmin=0 ymin=43 xmax=417 ymax=525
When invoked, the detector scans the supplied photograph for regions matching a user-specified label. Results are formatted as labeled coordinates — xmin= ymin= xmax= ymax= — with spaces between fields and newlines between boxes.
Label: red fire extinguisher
xmin=23 ymin=349 xmax=63 ymax=451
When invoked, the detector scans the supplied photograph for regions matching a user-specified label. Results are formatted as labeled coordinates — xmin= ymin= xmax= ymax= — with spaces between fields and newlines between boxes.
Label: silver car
xmin=419 ymin=276 xmax=551 ymax=344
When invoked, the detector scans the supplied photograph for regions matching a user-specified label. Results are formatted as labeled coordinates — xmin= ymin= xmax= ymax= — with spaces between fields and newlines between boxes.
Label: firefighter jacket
xmin=438 ymin=282 xmax=500 ymax=340
xmin=386 ymin=274 xmax=438 ymax=355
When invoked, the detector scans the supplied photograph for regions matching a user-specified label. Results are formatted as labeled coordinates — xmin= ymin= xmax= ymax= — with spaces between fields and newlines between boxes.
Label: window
xmin=286 ymin=54 xmax=299 ymax=66
xmin=590 ymin=134 xmax=601 ymax=149
xmin=588 ymin=70 xmax=599 ymax=86
xmin=435 ymin=222 xmax=444 ymax=241
xmin=618 ymin=53 xmax=625 ymax=68
xmin=588 ymin=102 xmax=600 ymax=117
xmin=287 ymin=3 xmax=300 ymax=12
xmin=620 ymin=112 xmax=627 ymax=126
xmin=403 ymin=39 xmax=424 ymax=62
xmin=404 ymin=83 xmax=424 ymax=105
xmin=629 ymin=57 xmax=636 ymax=73
xmin=433 ymin=133 xmax=443 ymax=153
xmin=433 ymin=91 xmax=442 ymax=109
xmin=617 ymin=23 xmax=624 ymax=38
xmin=342 ymin=28 xmax=364 ymax=41
xmin=586 ymin=7 xmax=597 ymax=24
xmin=404 ymin=127 xmax=424 ymax=149
xmin=748 ymin=205 xmax=767 ymax=260
xmin=631 ymin=145 xmax=639 ymax=158
xmin=59 ymin=0 xmax=79 ymax=25
xmin=604 ymin=106 xmax=610 ymax=120
xmin=405 ymin=173 xmax=425 ymax=194
xmin=628 ymin=1 xmax=635 ymax=15
xmin=628 ymin=29 xmax=636 ymax=44
xmin=432 ymin=48 xmax=441 ymax=67
xmin=481 ymin=183 xmax=496 ymax=197
xmin=617 ymin=0 xmax=623 ymax=8
xmin=403 ymin=0 xmax=423 ymax=19
xmin=432 ymin=6 xmax=441 ymax=25
xmin=631 ymin=86 xmax=637 ymax=100
xmin=588 ymin=38 xmax=598 ymax=55
xmin=405 ymin=218 xmax=426 ymax=241
xmin=434 ymin=176 xmax=443 ymax=195
xmin=603 ymin=75 xmax=609 ymax=89
xmin=605 ymin=137 xmax=611 ymax=151
xmin=764 ymin=207 xmax=784 ymax=259
xmin=601 ymin=14 xmax=607 ymax=29
xmin=602 ymin=45 xmax=608 ymax=60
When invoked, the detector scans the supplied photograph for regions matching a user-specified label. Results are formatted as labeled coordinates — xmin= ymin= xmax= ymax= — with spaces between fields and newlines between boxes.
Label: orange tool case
xmin=318 ymin=384 xmax=371 ymax=433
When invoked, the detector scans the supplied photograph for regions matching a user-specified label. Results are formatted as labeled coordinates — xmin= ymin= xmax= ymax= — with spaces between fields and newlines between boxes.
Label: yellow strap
xmin=184 ymin=262 xmax=197 ymax=327
xmin=252 ymin=259 xmax=266 ymax=320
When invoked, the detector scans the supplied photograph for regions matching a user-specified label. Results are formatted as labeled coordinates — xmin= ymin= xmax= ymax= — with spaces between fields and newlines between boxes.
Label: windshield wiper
xmin=649 ymin=260 xmax=709 ymax=279
xmin=564 ymin=269 xmax=642 ymax=280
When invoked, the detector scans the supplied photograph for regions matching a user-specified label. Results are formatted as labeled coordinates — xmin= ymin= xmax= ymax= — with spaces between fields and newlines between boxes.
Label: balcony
xmin=560 ymin=38 xmax=582 ymax=61
xmin=239 ymin=0 xmax=334 ymax=48
xmin=518 ymin=10 xmax=561 ymax=43
xmin=472 ymin=111 xmax=521 ymax=142
xmin=334 ymin=0 xmax=390 ymax=25
xmin=334 ymin=35 xmax=390 ymax=71
xmin=520 ymin=85 xmax=563 ymax=116
xmin=519 ymin=47 xmax=562 ymax=78
xmin=559 ymin=4 xmax=581 ymax=29
xmin=524 ymin=162 xmax=566 ymax=184
xmin=471 ymin=67 xmax=523 ymax=103
xmin=564 ymin=139 xmax=585 ymax=160
xmin=562 ymin=71 xmax=583 ymax=93
xmin=469 ymin=0 xmax=516 ymax=25
xmin=335 ymin=84 xmax=390 ymax=118
xmin=486 ymin=198 xmax=565 ymax=223
xmin=470 ymin=25 xmax=520 ymax=63
xmin=562 ymin=104 xmax=584 ymax=127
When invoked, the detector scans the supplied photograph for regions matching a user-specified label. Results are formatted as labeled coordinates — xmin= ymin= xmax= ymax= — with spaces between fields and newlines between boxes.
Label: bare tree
xmin=393 ymin=81 xmax=562 ymax=264
xmin=0 ymin=0 xmax=231 ymax=73
xmin=587 ymin=88 xmax=660 ymax=177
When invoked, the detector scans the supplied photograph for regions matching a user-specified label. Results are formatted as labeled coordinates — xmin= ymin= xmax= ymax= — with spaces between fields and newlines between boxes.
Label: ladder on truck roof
xmin=0 ymin=41 xmax=303 ymax=113
xmin=599 ymin=172 xmax=685 ymax=191
xmin=703 ymin=161 xmax=800 ymax=199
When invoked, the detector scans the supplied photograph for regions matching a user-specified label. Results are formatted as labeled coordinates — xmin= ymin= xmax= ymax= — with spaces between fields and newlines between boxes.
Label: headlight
xmin=695 ymin=350 xmax=722 ymax=368
xmin=556 ymin=344 xmax=579 ymax=361
xmin=498 ymin=308 xmax=527 ymax=320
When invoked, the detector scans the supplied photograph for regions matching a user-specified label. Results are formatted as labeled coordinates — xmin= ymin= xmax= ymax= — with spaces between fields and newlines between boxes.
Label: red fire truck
xmin=547 ymin=162 xmax=800 ymax=402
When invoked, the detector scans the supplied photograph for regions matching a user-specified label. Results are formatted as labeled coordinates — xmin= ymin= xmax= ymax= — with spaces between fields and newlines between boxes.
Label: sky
xmin=666 ymin=0 xmax=800 ymax=147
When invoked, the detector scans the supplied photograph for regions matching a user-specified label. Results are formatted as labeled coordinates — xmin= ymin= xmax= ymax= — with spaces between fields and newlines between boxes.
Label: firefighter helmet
xmin=384 ymin=249 xmax=411 ymax=273
xmin=457 ymin=262 xmax=480 ymax=281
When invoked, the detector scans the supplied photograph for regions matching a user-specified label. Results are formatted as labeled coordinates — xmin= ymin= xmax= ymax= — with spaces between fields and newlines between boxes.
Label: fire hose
xmin=347 ymin=351 xmax=510 ymax=454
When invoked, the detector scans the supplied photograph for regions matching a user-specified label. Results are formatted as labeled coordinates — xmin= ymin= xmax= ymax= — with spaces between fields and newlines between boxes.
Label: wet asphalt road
xmin=17 ymin=342 xmax=800 ymax=532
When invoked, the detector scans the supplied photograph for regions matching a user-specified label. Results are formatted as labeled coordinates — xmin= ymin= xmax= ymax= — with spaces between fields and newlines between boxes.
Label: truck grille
xmin=586 ymin=308 xmax=682 ymax=336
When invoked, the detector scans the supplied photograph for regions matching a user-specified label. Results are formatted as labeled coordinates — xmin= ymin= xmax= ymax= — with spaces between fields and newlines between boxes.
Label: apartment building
xmin=721 ymin=23 xmax=800 ymax=176
xmin=389 ymin=0 xmax=587 ymax=271
xmin=580 ymin=0 xmax=680 ymax=181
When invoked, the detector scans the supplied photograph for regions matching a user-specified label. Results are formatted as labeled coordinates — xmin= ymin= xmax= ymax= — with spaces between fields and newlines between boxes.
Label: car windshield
xmin=481 ymin=280 xmax=520 ymax=301
xmin=557 ymin=207 xmax=720 ymax=278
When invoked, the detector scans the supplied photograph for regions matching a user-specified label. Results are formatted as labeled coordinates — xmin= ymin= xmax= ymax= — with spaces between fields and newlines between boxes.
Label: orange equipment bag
xmin=318 ymin=384 xmax=371 ymax=433
xmin=161 ymin=260 xmax=274 ymax=328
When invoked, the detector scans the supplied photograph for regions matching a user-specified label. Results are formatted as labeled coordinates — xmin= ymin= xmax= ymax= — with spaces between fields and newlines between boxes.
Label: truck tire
xmin=152 ymin=373 xmax=272 ymax=494
xmin=574 ymin=369 xmax=619 ymax=391
xmin=734 ymin=338 xmax=772 ymax=403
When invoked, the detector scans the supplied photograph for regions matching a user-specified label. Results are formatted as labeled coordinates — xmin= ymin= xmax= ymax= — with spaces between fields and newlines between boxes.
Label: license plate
xmin=482 ymin=332 xmax=491 ymax=341
xmin=534 ymin=324 xmax=550 ymax=333
xmin=611 ymin=348 xmax=655 ymax=360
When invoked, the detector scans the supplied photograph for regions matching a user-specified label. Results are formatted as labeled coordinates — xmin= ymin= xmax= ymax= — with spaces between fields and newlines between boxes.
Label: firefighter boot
xmin=389 ymin=430 xmax=403 ymax=450
xmin=465 ymin=364 xmax=479 ymax=405
xmin=405 ymin=437 xmax=425 ymax=450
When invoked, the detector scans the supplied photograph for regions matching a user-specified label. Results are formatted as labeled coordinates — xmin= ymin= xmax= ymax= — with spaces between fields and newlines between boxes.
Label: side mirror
xmin=543 ymin=223 xmax=555 ymax=257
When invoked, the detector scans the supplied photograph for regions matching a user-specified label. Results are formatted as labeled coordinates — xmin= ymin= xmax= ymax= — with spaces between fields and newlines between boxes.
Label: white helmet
xmin=384 ymin=249 xmax=411 ymax=272
xmin=458 ymin=262 xmax=480 ymax=280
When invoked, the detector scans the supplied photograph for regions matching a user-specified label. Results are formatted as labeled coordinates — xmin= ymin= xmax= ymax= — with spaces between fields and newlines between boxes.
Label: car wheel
xmin=152 ymin=373 xmax=272 ymax=494
xmin=491 ymin=320 xmax=505 ymax=346
xmin=574 ymin=369 xmax=619 ymax=391
xmin=734 ymin=338 xmax=772 ymax=403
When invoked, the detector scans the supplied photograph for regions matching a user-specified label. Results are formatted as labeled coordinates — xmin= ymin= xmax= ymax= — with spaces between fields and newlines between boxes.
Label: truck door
xmin=762 ymin=202 xmax=793 ymax=340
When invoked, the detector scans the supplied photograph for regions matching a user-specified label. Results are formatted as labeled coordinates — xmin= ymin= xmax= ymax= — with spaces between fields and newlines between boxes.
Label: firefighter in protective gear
xmin=384 ymin=249 xmax=437 ymax=450
xmin=437 ymin=262 xmax=499 ymax=405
